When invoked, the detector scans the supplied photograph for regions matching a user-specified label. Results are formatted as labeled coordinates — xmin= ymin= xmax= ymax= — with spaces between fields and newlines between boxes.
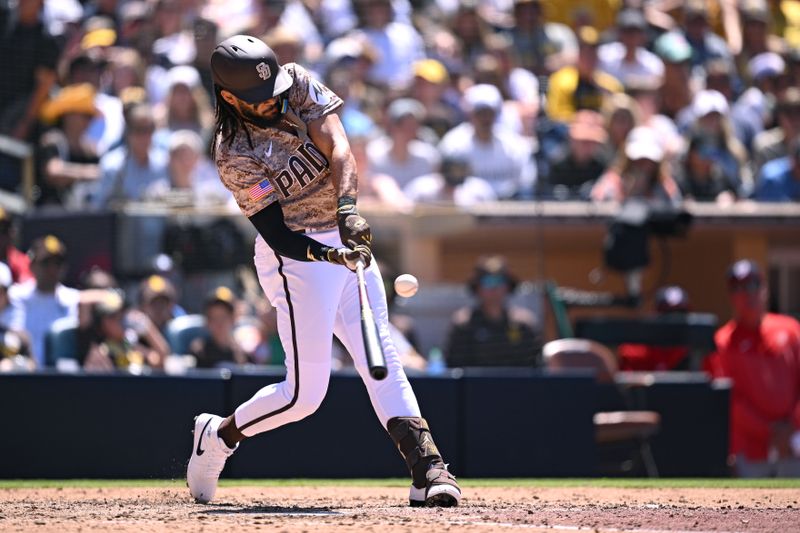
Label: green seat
xmin=44 ymin=316 xmax=80 ymax=367
xmin=165 ymin=314 xmax=207 ymax=355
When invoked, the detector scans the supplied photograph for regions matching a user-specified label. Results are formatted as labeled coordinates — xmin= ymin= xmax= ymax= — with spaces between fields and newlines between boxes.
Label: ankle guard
xmin=387 ymin=417 xmax=444 ymax=488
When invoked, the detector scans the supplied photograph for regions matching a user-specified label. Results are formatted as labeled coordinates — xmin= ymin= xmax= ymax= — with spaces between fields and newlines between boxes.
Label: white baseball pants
xmin=234 ymin=230 xmax=421 ymax=437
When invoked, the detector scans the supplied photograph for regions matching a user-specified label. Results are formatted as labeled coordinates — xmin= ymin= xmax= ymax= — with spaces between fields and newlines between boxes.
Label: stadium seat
xmin=44 ymin=316 xmax=80 ymax=367
xmin=543 ymin=338 xmax=661 ymax=477
xmin=165 ymin=314 xmax=207 ymax=355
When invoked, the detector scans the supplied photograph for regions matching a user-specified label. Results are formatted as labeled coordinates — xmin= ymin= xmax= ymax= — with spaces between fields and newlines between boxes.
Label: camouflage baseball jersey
xmin=214 ymin=63 xmax=343 ymax=232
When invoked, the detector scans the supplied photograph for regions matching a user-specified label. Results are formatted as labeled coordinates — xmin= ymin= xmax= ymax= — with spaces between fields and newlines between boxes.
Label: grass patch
xmin=1 ymin=479 xmax=800 ymax=490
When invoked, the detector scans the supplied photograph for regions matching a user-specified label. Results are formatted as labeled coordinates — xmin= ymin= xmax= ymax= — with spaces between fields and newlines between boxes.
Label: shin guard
xmin=387 ymin=416 xmax=445 ymax=489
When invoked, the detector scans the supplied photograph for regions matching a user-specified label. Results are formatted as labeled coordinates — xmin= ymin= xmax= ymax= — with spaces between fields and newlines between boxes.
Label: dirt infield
xmin=1 ymin=485 xmax=798 ymax=532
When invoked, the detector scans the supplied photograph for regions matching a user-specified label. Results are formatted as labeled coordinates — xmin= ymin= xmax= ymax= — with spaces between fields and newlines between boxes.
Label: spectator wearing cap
xmin=617 ymin=285 xmax=693 ymax=371
xmin=408 ymin=59 xmax=463 ymax=139
xmin=322 ymin=36 xmax=383 ymax=124
xmin=541 ymin=110 xmax=610 ymax=200
xmin=80 ymin=289 xmax=168 ymax=372
xmin=91 ymin=102 xmax=170 ymax=208
xmin=727 ymin=52 xmax=788 ymax=154
xmin=137 ymin=274 xmax=185 ymax=336
xmin=591 ymin=126 xmax=681 ymax=203
xmin=508 ymin=0 xmax=577 ymax=76
xmin=701 ymin=58 xmax=765 ymax=153
xmin=445 ymin=255 xmax=541 ymax=368
xmin=546 ymin=26 xmax=623 ymax=122
xmin=438 ymin=84 xmax=537 ymax=199
xmin=0 ymin=208 xmax=32 ymax=284
xmin=80 ymin=15 xmax=117 ymax=52
xmin=190 ymin=286 xmax=248 ymax=368
xmin=367 ymin=98 xmax=440 ymax=189
xmin=8 ymin=236 xmax=80 ymax=366
xmin=403 ymin=152 xmax=496 ymax=206
xmin=683 ymin=89 xmax=750 ymax=194
xmin=752 ymin=137 xmax=800 ymax=201
xmin=654 ymin=32 xmax=694 ymax=119
xmin=752 ymin=88 xmax=800 ymax=174
xmin=707 ymin=259 xmax=800 ymax=477
xmin=676 ymin=132 xmax=745 ymax=203
xmin=678 ymin=0 xmax=735 ymax=71
xmin=736 ymin=0 xmax=788 ymax=85
xmin=748 ymin=52 xmax=790 ymax=100
xmin=153 ymin=65 xmax=214 ymax=149
xmin=349 ymin=0 xmax=425 ymax=90
xmin=598 ymin=9 xmax=665 ymax=90
xmin=63 ymin=52 xmax=126 ymax=158
xmin=36 ymin=83 xmax=102 ymax=207
xmin=624 ymin=73 xmax=684 ymax=161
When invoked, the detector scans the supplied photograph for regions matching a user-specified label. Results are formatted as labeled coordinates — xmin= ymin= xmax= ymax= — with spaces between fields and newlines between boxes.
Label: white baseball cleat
xmin=409 ymin=465 xmax=461 ymax=507
xmin=187 ymin=413 xmax=236 ymax=503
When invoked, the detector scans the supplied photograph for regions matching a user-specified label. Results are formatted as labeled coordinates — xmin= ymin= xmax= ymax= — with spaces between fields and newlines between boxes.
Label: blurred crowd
xmin=0 ymin=0 xmax=799 ymax=210
xmin=0 ymin=0 xmax=799 ymax=371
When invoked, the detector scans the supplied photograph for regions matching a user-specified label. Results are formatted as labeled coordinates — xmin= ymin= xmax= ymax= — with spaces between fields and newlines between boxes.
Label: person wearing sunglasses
xmin=707 ymin=259 xmax=800 ymax=477
xmin=7 ymin=235 xmax=80 ymax=367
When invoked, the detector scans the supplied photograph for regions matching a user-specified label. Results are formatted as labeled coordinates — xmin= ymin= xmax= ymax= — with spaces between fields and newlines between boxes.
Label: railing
xmin=0 ymin=134 xmax=34 ymax=208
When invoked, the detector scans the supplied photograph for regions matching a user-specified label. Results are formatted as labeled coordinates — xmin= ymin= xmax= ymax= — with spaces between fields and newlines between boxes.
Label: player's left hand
xmin=337 ymin=204 xmax=372 ymax=250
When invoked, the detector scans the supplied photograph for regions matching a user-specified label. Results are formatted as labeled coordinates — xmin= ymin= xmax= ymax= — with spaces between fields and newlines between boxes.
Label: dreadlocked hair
xmin=211 ymin=85 xmax=255 ymax=161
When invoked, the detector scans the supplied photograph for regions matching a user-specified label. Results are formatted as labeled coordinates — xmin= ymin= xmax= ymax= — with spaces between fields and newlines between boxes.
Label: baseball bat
xmin=355 ymin=260 xmax=387 ymax=380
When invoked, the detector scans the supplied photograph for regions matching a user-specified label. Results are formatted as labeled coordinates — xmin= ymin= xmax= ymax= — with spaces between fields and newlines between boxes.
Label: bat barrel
xmin=356 ymin=261 xmax=387 ymax=380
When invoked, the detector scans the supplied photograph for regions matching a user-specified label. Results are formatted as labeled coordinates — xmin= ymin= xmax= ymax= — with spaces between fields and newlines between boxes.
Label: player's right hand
xmin=326 ymin=246 xmax=372 ymax=271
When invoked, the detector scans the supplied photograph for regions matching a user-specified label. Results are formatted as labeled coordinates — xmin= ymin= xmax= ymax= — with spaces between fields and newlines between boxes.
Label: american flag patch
xmin=248 ymin=179 xmax=274 ymax=201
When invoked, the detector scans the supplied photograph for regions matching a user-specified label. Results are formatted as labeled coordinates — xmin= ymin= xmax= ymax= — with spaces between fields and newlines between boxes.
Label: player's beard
xmin=241 ymin=108 xmax=281 ymax=128
xmin=239 ymin=99 xmax=283 ymax=129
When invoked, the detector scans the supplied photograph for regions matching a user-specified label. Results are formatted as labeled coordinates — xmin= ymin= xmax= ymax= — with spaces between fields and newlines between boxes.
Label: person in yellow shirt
xmin=546 ymin=27 xmax=623 ymax=122
xmin=540 ymin=0 xmax=622 ymax=32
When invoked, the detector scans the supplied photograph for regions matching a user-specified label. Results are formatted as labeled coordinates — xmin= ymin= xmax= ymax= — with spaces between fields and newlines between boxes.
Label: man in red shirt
xmin=618 ymin=286 xmax=692 ymax=371
xmin=709 ymin=259 xmax=800 ymax=477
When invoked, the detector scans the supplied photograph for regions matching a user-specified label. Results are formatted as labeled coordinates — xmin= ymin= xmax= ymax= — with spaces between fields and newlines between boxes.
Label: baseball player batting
xmin=186 ymin=35 xmax=461 ymax=508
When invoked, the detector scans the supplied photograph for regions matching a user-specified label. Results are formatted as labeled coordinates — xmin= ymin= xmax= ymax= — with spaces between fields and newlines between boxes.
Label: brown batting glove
xmin=336 ymin=197 xmax=372 ymax=251
xmin=326 ymin=246 xmax=372 ymax=271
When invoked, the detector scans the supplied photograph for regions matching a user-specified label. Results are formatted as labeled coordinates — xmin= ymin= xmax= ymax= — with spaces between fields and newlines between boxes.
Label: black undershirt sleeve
xmin=248 ymin=202 xmax=333 ymax=262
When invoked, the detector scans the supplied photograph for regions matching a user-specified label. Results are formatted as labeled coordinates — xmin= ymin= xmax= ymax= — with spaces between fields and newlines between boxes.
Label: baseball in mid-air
xmin=394 ymin=274 xmax=419 ymax=298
